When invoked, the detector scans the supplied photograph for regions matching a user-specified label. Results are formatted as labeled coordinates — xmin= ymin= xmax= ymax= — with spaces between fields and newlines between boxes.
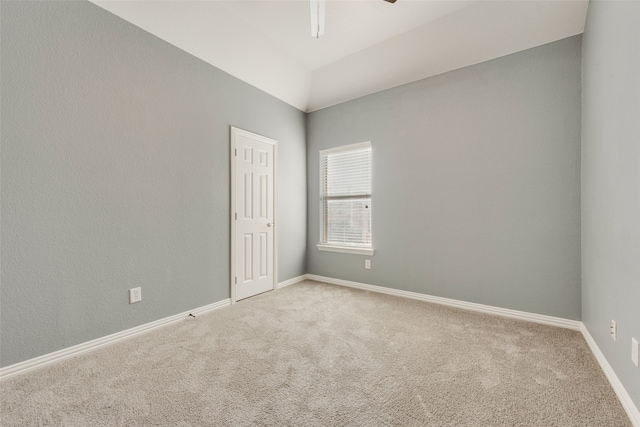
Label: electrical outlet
xmin=129 ymin=287 xmax=142 ymax=304
xmin=610 ymin=320 xmax=617 ymax=341
xmin=365 ymin=259 xmax=371 ymax=270
xmin=632 ymin=338 xmax=639 ymax=368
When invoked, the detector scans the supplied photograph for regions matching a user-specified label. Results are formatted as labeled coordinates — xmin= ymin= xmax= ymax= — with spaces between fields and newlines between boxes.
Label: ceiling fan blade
xmin=383 ymin=0 xmax=397 ymax=3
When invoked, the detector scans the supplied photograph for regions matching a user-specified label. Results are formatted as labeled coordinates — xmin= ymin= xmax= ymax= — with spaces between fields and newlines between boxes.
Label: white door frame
xmin=230 ymin=126 xmax=278 ymax=304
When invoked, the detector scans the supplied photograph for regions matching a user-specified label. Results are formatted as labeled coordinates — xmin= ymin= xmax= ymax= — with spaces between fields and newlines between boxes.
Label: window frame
xmin=316 ymin=141 xmax=374 ymax=256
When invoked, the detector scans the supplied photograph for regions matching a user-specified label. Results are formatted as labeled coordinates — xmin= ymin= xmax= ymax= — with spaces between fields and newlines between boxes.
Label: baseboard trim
xmin=277 ymin=274 xmax=307 ymax=289
xmin=0 ymin=298 xmax=231 ymax=381
xmin=581 ymin=324 xmax=640 ymax=426
xmin=306 ymin=274 xmax=581 ymax=330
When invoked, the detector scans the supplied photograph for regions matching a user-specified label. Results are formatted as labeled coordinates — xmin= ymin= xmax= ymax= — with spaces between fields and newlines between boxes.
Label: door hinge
xmin=235 ymin=276 xmax=237 ymax=284
xmin=235 ymin=148 xmax=237 ymax=156
xmin=235 ymin=212 xmax=237 ymax=220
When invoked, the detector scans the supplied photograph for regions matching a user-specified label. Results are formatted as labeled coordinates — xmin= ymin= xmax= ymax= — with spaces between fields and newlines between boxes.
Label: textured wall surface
xmin=307 ymin=36 xmax=582 ymax=320
xmin=1 ymin=1 xmax=306 ymax=367
xmin=582 ymin=0 xmax=640 ymax=410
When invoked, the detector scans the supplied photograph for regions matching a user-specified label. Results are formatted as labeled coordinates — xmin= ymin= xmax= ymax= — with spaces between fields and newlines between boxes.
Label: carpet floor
xmin=0 ymin=280 xmax=631 ymax=426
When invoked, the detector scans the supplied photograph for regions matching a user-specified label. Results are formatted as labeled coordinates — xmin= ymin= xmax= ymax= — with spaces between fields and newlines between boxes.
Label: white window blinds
xmin=320 ymin=142 xmax=372 ymax=248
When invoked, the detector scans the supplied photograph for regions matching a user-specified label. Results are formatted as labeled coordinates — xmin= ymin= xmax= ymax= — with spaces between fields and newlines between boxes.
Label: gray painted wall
xmin=582 ymin=0 xmax=640 ymax=409
xmin=1 ymin=1 xmax=306 ymax=367
xmin=307 ymin=36 xmax=582 ymax=320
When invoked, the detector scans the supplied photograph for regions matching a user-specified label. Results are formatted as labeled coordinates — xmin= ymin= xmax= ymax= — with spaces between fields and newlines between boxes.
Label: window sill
xmin=316 ymin=244 xmax=375 ymax=256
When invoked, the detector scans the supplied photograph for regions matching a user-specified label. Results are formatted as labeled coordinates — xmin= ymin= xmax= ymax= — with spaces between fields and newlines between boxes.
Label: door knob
xmin=267 ymin=223 xmax=274 ymax=227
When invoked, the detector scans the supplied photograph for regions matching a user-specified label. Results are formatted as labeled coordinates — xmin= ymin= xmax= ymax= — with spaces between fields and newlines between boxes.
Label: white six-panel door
xmin=231 ymin=127 xmax=276 ymax=302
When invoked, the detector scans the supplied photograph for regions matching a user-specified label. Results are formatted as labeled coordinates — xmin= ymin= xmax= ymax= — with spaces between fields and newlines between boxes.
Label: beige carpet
xmin=0 ymin=280 xmax=631 ymax=426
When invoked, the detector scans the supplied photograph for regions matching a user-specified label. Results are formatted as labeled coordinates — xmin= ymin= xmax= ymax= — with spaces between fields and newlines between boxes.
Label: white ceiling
xmin=91 ymin=0 xmax=589 ymax=112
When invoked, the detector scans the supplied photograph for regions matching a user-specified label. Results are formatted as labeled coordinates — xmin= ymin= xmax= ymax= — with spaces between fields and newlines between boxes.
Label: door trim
xmin=230 ymin=126 xmax=277 ymax=304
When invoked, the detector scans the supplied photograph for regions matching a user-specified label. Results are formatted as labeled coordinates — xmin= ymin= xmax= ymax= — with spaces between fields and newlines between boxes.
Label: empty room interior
xmin=1 ymin=0 xmax=639 ymax=425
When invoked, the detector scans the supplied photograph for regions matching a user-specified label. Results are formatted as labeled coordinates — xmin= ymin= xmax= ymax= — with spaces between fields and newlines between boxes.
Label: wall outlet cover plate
xmin=129 ymin=287 xmax=142 ymax=304
xmin=610 ymin=320 xmax=617 ymax=341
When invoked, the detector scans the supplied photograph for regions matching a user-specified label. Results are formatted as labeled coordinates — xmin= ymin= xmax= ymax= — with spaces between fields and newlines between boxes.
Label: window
xmin=317 ymin=142 xmax=373 ymax=256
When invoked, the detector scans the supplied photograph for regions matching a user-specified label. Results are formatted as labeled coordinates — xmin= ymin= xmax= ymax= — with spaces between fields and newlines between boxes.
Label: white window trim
xmin=319 ymin=141 xmax=371 ymax=156
xmin=318 ymin=141 xmax=374 ymax=256
xmin=316 ymin=244 xmax=375 ymax=256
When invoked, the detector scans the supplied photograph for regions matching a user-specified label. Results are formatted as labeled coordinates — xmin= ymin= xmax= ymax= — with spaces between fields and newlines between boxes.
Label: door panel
xmin=232 ymin=128 xmax=276 ymax=301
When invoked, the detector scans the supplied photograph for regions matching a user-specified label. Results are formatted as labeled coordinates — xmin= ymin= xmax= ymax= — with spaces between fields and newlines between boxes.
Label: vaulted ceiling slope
xmin=91 ymin=0 xmax=588 ymax=112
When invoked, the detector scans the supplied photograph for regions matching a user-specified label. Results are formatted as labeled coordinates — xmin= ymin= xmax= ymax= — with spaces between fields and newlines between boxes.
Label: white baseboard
xmin=277 ymin=274 xmax=307 ymax=289
xmin=0 ymin=298 xmax=231 ymax=381
xmin=306 ymin=274 xmax=582 ymax=330
xmin=581 ymin=324 xmax=640 ymax=427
